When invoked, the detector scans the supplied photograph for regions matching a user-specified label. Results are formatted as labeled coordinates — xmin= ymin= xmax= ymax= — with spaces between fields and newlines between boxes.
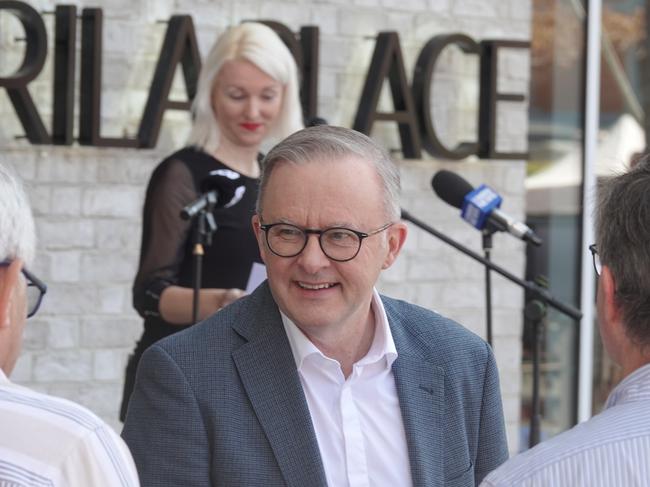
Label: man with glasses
xmin=482 ymin=158 xmax=650 ymax=486
xmin=123 ymin=125 xmax=508 ymax=486
xmin=0 ymin=164 xmax=140 ymax=486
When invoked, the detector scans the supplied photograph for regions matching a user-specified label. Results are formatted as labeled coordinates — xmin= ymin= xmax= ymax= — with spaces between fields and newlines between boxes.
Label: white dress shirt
xmin=481 ymin=363 xmax=650 ymax=487
xmin=282 ymin=288 xmax=413 ymax=487
xmin=0 ymin=370 xmax=139 ymax=486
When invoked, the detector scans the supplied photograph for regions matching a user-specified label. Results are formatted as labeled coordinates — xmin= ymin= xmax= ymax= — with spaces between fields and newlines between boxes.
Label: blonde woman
xmin=121 ymin=22 xmax=303 ymax=421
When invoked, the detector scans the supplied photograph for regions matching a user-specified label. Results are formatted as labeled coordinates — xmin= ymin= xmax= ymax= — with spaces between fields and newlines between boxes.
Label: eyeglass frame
xmin=588 ymin=244 xmax=602 ymax=276
xmin=0 ymin=260 xmax=47 ymax=318
xmin=258 ymin=221 xmax=394 ymax=262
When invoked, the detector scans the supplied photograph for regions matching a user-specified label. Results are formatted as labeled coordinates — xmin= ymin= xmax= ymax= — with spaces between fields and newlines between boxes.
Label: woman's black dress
xmin=120 ymin=147 xmax=261 ymax=421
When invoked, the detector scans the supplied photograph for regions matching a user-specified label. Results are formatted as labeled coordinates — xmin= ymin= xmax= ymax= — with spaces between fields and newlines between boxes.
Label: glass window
xmin=592 ymin=0 xmax=646 ymax=412
xmin=522 ymin=0 xmax=587 ymax=449
xmin=524 ymin=0 xmax=647 ymax=450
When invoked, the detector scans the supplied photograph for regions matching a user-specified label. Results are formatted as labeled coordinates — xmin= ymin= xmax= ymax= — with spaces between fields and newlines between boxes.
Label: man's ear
xmin=600 ymin=265 xmax=622 ymax=328
xmin=251 ymin=214 xmax=262 ymax=235
xmin=251 ymin=214 xmax=267 ymax=264
xmin=382 ymin=222 xmax=408 ymax=270
xmin=0 ymin=260 xmax=23 ymax=329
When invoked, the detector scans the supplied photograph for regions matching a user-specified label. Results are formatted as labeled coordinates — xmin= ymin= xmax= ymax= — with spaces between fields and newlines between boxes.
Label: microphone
xmin=181 ymin=169 xmax=246 ymax=220
xmin=305 ymin=116 xmax=328 ymax=127
xmin=431 ymin=169 xmax=542 ymax=246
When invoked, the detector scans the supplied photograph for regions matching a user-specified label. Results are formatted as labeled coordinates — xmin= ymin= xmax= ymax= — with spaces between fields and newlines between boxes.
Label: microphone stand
xmin=524 ymin=278 xmax=548 ymax=448
xmin=401 ymin=209 xmax=582 ymax=447
xmin=482 ymin=227 xmax=497 ymax=346
xmin=182 ymin=192 xmax=218 ymax=324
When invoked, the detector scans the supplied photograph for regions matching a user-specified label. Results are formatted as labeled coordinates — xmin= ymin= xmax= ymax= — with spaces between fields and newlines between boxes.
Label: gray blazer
xmin=122 ymin=282 xmax=508 ymax=486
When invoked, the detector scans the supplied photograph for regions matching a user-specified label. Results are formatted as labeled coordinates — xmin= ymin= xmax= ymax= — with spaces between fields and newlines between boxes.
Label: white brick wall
xmin=0 ymin=0 xmax=530 ymax=453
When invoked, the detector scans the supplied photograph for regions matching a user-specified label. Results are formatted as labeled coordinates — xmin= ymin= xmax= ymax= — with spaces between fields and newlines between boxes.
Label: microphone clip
xmin=180 ymin=191 xmax=218 ymax=246
xmin=181 ymin=191 xmax=218 ymax=222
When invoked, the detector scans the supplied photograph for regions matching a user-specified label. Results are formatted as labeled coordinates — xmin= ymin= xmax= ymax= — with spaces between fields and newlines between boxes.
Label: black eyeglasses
xmin=0 ymin=260 xmax=47 ymax=318
xmin=588 ymin=244 xmax=602 ymax=276
xmin=259 ymin=222 xmax=393 ymax=262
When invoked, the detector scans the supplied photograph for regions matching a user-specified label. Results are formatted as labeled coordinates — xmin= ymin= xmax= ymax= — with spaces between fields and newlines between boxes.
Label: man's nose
xmin=296 ymin=235 xmax=330 ymax=272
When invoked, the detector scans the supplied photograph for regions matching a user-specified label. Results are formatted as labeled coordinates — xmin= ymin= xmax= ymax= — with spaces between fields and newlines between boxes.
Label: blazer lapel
xmin=388 ymin=304 xmax=446 ymax=487
xmin=232 ymin=285 xmax=328 ymax=487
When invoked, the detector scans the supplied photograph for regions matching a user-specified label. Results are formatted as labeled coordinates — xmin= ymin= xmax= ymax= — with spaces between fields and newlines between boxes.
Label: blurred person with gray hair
xmin=482 ymin=157 xmax=650 ymax=486
xmin=0 ymin=164 xmax=140 ymax=486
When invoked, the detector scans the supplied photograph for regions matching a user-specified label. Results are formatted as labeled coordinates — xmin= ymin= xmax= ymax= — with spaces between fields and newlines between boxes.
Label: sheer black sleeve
xmin=132 ymin=158 xmax=197 ymax=318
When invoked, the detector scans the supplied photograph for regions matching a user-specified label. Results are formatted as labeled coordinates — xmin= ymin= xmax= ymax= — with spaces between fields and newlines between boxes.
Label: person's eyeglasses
xmin=259 ymin=222 xmax=393 ymax=262
xmin=0 ymin=260 xmax=47 ymax=318
xmin=588 ymin=244 xmax=602 ymax=276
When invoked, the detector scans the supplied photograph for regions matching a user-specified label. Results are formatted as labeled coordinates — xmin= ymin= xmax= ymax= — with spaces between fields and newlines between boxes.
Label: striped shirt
xmin=0 ymin=370 xmax=139 ymax=487
xmin=481 ymin=363 xmax=650 ymax=487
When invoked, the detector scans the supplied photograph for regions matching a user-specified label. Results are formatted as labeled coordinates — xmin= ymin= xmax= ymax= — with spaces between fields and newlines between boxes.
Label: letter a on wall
xmin=353 ymin=32 xmax=421 ymax=158
xmin=138 ymin=15 xmax=201 ymax=148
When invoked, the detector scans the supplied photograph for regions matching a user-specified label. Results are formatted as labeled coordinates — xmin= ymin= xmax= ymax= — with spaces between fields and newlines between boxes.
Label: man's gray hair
xmin=256 ymin=125 xmax=401 ymax=221
xmin=0 ymin=164 xmax=36 ymax=266
xmin=596 ymin=155 xmax=650 ymax=349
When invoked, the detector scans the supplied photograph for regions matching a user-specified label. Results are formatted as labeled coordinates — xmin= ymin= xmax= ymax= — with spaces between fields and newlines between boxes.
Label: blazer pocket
xmin=444 ymin=461 xmax=474 ymax=487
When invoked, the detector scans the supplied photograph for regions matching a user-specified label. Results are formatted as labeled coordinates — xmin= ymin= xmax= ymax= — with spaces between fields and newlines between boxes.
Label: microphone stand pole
xmin=185 ymin=194 xmax=218 ymax=324
xmin=525 ymin=291 xmax=547 ymax=448
xmin=401 ymin=209 xmax=581 ymax=320
xmin=401 ymin=209 xmax=582 ymax=448
xmin=191 ymin=218 xmax=205 ymax=325
xmin=482 ymin=228 xmax=496 ymax=346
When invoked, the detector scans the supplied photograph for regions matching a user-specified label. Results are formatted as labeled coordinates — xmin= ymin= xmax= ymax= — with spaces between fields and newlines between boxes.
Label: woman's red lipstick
xmin=240 ymin=122 xmax=262 ymax=131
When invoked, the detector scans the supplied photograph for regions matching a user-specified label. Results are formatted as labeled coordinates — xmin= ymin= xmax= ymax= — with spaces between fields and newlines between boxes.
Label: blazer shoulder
xmin=154 ymin=282 xmax=278 ymax=359
xmin=382 ymin=294 xmax=489 ymax=361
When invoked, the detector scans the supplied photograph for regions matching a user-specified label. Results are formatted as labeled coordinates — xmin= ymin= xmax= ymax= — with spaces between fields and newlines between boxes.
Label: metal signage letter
xmin=412 ymin=33 xmax=480 ymax=160
xmin=138 ymin=15 xmax=201 ymax=148
xmin=353 ymin=32 xmax=421 ymax=159
xmin=0 ymin=0 xmax=50 ymax=144
xmin=52 ymin=4 xmax=76 ymax=145
xmin=478 ymin=40 xmax=530 ymax=159
xmin=79 ymin=8 xmax=137 ymax=147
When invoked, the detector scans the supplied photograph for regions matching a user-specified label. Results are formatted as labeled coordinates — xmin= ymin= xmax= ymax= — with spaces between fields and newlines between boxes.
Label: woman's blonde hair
xmin=187 ymin=22 xmax=304 ymax=153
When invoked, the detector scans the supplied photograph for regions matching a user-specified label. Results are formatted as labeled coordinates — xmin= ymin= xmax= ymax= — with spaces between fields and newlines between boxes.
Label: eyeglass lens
xmin=266 ymin=224 xmax=361 ymax=261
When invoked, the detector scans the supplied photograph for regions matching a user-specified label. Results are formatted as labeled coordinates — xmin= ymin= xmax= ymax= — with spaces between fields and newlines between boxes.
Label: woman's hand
xmin=216 ymin=288 xmax=246 ymax=310
xmin=159 ymin=286 xmax=246 ymax=325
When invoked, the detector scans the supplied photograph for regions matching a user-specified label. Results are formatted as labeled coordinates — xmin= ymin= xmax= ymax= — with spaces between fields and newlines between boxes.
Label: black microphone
xmin=181 ymin=169 xmax=245 ymax=220
xmin=431 ymin=169 xmax=542 ymax=246
xmin=305 ymin=116 xmax=328 ymax=127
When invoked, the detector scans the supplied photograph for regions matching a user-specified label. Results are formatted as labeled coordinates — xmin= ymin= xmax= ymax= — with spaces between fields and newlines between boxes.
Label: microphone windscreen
xmin=306 ymin=116 xmax=328 ymax=127
xmin=431 ymin=170 xmax=475 ymax=209
xmin=201 ymin=169 xmax=243 ymax=207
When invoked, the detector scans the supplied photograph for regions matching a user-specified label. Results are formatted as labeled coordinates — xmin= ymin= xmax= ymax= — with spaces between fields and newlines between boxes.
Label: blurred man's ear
xmin=600 ymin=266 xmax=621 ymax=328
xmin=0 ymin=260 xmax=22 ymax=329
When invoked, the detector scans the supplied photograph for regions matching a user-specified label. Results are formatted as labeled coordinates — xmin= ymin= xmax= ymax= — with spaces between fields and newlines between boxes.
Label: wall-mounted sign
xmin=0 ymin=1 xmax=529 ymax=159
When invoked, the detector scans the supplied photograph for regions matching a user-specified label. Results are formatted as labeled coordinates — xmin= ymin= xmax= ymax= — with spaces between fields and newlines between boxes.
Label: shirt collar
xmin=281 ymin=288 xmax=398 ymax=371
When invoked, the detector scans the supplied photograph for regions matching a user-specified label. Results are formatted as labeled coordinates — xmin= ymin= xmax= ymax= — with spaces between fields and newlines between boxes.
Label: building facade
xmin=3 ymin=0 xmax=543 ymax=453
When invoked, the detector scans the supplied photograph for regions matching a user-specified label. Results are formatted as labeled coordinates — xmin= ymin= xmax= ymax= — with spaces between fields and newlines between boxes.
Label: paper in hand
xmin=245 ymin=262 xmax=267 ymax=293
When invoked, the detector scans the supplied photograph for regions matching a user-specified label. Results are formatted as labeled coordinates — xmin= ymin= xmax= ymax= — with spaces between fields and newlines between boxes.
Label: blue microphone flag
xmin=461 ymin=184 xmax=502 ymax=230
